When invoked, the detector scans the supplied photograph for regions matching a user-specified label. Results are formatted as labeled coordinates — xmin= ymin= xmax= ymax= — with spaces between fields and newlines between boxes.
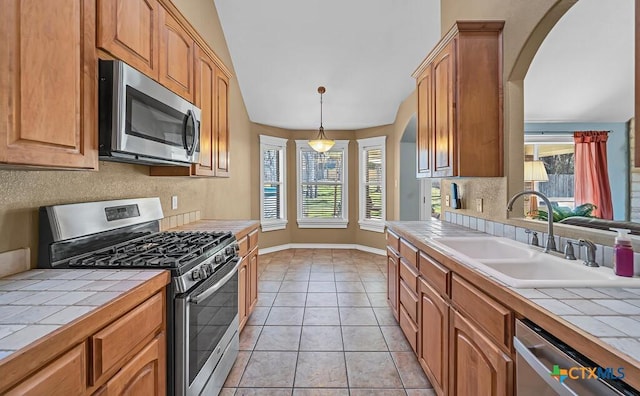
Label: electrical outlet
xmin=171 ymin=196 xmax=178 ymax=210
xmin=445 ymin=195 xmax=450 ymax=207
xmin=476 ymin=198 xmax=483 ymax=213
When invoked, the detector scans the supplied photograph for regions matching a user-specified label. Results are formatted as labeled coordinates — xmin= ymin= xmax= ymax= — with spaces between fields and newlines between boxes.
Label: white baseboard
xmin=259 ymin=243 xmax=385 ymax=256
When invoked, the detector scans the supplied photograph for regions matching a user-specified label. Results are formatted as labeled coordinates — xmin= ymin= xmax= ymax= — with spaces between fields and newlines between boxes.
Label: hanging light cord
xmin=319 ymin=90 xmax=324 ymax=133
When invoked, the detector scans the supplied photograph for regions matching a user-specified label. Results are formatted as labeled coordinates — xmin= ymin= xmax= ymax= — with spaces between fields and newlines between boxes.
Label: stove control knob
xmin=215 ymin=255 xmax=223 ymax=264
xmin=225 ymin=246 xmax=234 ymax=255
xmin=202 ymin=264 xmax=212 ymax=277
xmin=234 ymin=244 xmax=240 ymax=252
xmin=191 ymin=269 xmax=201 ymax=281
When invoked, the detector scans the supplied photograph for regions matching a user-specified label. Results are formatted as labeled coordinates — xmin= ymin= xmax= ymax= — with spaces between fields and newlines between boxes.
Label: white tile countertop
xmin=511 ymin=286 xmax=640 ymax=362
xmin=0 ymin=268 xmax=166 ymax=359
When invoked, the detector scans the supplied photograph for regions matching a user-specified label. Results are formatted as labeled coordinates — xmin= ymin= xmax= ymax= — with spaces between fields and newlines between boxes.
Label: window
xmin=525 ymin=134 xmax=575 ymax=209
xmin=357 ymin=136 xmax=386 ymax=232
xmin=260 ymin=135 xmax=287 ymax=231
xmin=296 ymin=140 xmax=349 ymax=228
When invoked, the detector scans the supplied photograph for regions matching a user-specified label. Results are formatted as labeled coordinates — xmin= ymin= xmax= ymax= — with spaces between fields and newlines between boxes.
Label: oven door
xmin=103 ymin=60 xmax=200 ymax=164
xmin=175 ymin=258 xmax=240 ymax=396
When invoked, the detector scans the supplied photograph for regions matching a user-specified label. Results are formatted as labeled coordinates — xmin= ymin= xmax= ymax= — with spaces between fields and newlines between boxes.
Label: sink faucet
xmin=506 ymin=190 xmax=557 ymax=253
xmin=578 ymin=239 xmax=599 ymax=267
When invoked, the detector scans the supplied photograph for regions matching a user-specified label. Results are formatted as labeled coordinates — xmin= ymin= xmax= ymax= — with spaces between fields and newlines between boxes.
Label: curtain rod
xmin=524 ymin=130 xmax=612 ymax=134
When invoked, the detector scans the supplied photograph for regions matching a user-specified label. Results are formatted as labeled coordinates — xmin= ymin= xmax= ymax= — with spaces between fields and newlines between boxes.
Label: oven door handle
xmin=513 ymin=336 xmax=578 ymax=396
xmin=190 ymin=257 xmax=242 ymax=304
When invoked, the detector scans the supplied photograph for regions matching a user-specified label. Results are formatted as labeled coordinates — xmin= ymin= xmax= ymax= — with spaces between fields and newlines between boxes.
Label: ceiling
xmin=525 ymin=0 xmax=634 ymax=123
xmin=213 ymin=0 xmax=441 ymax=130
xmin=214 ymin=0 xmax=634 ymax=131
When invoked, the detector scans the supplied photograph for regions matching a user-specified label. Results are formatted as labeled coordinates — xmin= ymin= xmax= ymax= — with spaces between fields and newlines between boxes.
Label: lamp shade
xmin=308 ymin=86 xmax=335 ymax=153
xmin=524 ymin=160 xmax=549 ymax=182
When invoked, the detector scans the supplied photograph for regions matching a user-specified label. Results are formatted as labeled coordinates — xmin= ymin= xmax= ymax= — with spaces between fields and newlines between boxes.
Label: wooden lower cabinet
xmin=3 ymin=286 xmax=167 ymax=396
xmin=249 ymin=248 xmax=259 ymax=312
xmin=239 ymin=229 xmax=259 ymax=332
xmin=5 ymin=343 xmax=86 ymax=396
xmin=238 ymin=259 xmax=248 ymax=330
xmin=101 ymin=333 xmax=166 ymax=396
xmin=449 ymin=310 xmax=513 ymax=396
xmin=387 ymin=248 xmax=399 ymax=320
xmin=418 ymin=277 xmax=449 ymax=396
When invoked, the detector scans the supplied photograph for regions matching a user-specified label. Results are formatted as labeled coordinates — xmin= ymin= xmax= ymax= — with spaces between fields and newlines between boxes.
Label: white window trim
xmin=260 ymin=135 xmax=288 ymax=232
xmin=295 ymin=140 xmax=349 ymax=229
xmin=357 ymin=136 xmax=386 ymax=233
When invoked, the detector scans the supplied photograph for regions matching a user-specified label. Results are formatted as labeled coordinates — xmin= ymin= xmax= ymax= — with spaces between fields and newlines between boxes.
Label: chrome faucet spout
xmin=506 ymin=190 xmax=557 ymax=253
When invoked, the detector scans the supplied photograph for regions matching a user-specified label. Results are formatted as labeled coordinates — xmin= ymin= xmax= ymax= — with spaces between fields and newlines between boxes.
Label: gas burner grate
xmin=67 ymin=231 xmax=232 ymax=269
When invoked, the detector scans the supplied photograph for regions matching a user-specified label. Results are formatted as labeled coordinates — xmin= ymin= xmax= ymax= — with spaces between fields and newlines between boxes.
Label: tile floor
xmin=222 ymin=249 xmax=435 ymax=396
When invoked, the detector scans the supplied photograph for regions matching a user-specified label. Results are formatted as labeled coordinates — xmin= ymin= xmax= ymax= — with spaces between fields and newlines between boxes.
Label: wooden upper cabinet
xmin=193 ymin=46 xmax=216 ymax=176
xmin=159 ymin=8 xmax=195 ymax=101
xmin=0 ymin=0 xmax=98 ymax=169
xmin=432 ymin=41 xmax=455 ymax=177
xmin=97 ymin=0 xmax=160 ymax=79
xmin=214 ymin=68 xmax=230 ymax=177
xmin=413 ymin=21 xmax=504 ymax=178
xmin=449 ymin=310 xmax=513 ymax=396
xmin=417 ymin=67 xmax=433 ymax=177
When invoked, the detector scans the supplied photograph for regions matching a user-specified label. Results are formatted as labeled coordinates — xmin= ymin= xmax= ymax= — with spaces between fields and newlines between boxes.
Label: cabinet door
xmin=104 ymin=334 xmax=166 ymax=396
xmin=97 ymin=0 xmax=159 ymax=79
xmin=0 ymin=0 xmax=98 ymax=169
xmin=214 ymin=68 xmax=230 ymax=177
xmin=249 ymin=248 xmax=259 ymax=313
xmin=159 ymin=8 xmax=195 ymax=101
xmin=238 ymin=260 xmax=248 ymax=331
xmin=5 ymin=343 xmax=86 ymax=396
xmin=417 ymin=67 xmax=433 ymax=177
xmin=387 ymin=249 xmax=399 ymax=321
xmin=432 ymin=40 xmax=456 ymax=178
xmin=449 ymin=310 xmax=513 ymax=396
xmin=193 ymin=46 xmax=216 ymax=176
xmin=419 ymin=278 xmax=449 ymax=396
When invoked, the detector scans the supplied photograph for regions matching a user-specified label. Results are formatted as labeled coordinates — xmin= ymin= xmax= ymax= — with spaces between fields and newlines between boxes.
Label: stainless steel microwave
xmin=98 ymin=60 xmax=200 ymax=166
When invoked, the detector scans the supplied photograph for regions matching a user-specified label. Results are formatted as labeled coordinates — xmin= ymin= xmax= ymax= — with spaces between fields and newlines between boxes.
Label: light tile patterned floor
xmin=222 ymin=249 xmax=435 ymax=396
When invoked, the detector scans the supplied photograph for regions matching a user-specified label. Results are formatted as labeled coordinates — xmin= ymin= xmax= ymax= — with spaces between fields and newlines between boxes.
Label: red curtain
xmin=573 ymin=131 xmax=613 ymax=219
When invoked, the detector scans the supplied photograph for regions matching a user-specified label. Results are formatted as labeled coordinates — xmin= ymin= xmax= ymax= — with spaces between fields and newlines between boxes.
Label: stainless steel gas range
xmin=37 ymin=197 xmax=239 ymax=396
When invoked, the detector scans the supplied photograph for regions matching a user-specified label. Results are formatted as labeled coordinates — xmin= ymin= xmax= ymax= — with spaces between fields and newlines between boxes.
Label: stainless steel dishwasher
xmin=514 ymin=319 xmax=639 ymax=395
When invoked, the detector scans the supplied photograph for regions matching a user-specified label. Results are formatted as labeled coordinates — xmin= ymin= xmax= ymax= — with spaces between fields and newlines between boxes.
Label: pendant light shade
xmin=308 ymin=86 xmax=335 ymax=152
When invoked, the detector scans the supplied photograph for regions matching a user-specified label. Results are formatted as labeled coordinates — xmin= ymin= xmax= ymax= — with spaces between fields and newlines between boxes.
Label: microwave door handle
xmin=190 ymin=257 xmax=242 ymax=304
xmin=182 ymin=109 xmax=197 ymax=156
xmin=513 ymin=337 xmax=578 ymax=396
xmin=189 ymin=115 xmax=199 ymax=157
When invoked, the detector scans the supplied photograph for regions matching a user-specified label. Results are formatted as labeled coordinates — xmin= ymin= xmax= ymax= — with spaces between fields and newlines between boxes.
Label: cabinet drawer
xmin=399 ymin=239 xmax=418 ymax=268
xmin=237 ymin=236 xmax=249 ymax=257
xmin=6 ymin=343 xmax=86 ymax=396
xmin=248 ymin=229 xmax=258 ymax=251
xmin=399 ymin=279 xmax=418 ymax=322
xmin=399 ymin=304 xmax=418 ymax=353
xmin=386 ymin=230 xmax=400 ymax=253
xmin=399 ymin=259 xmax=419 ymax=293
xmin=451 ymin=275 xmax=512 ymax=350
xmin=91 ymin=292 xmax=164 ymax=384
xmin=419 ymin=251 xmax=450 ymax=297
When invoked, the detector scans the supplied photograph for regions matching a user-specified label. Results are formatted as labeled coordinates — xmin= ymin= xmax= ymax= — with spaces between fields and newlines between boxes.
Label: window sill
xmin=358 ymin=221 xmax=385 ymax=233
xmin=297 ymin=219 xmax=348 ymax=229
xmin=261 ymin=220 xmax=288 ymax=232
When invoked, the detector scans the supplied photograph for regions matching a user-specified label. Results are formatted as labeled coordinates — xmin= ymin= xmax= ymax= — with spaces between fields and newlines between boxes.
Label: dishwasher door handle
xmin=513 ymin=336 xmax=579 ymax=396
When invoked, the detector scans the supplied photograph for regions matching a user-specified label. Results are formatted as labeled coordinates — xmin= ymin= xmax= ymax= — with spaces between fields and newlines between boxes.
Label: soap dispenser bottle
xmin=612 ymin=228 xmax=634 ymax=277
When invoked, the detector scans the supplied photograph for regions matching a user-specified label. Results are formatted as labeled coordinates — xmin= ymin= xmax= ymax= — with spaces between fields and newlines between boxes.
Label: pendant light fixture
xmin=308 ymin=86 xmax=335 ymax=153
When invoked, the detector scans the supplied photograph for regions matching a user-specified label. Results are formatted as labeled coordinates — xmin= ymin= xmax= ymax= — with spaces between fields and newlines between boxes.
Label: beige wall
xmin=0 ymin=0 xmax=253 ymax=266
xmin=252 ymin=122 xmax=404 ymax=250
